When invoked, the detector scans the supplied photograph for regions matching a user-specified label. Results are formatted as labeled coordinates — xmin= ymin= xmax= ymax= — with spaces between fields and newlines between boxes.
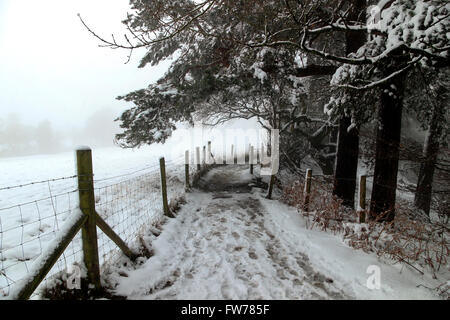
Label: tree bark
xmin=369 ymin=75 xmax=406 ymax=222
xmin=332 ymin=0 xmax=366 ymax=208
xmin=333 ymin=117 xmax=360 ymax=207
xmin=414 ymin=94 xmax=445 ymax=215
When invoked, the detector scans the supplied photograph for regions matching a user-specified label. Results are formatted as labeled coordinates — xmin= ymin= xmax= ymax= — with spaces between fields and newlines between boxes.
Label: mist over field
xmin=0 ymin=108 xmax=121 ymax=157
xmin=0 ymin=0 xmax=170 ymax=159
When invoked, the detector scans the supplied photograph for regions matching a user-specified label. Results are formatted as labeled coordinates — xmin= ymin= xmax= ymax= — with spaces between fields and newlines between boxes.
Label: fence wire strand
xmin=0 ymin=154 xmax=187 ymax=299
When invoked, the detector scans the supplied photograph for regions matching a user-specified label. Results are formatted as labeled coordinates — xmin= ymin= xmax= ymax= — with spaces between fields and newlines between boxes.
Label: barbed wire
xmin=0 ymin=149 xmax=192 ymax=298
xmin=93 ymin=155 xmax=185 ymax=184
xmin=0 ymin=175 xmax=78 ymax=192
xmin=0 ymin=144 xmax=257 ymax=298
xmin=93 ymin=164 xmax=161 ymax=183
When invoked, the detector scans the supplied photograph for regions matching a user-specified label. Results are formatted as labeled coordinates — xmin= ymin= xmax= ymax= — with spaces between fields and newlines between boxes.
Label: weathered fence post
xmin=266 ymin=174 xmax=275 ymax=199
xmin=76 ymin=147 xmax=101 ymax=291
xmin=159 ymin=157 xmax=173 ymax=218
xmin=231 ymin=144 xmax=235 ymax=164
xmin=250 ymin=145 xmax=254 ymax=174
xmin=265 ymin=148 xmax=278 ymax=200
xmin=303 ymin=169 xmax=312 ymax=213
xmin=185 ymin=150 xmax=190 ymax=191
xmin=261 ymin=144 xmax=265 ymax=167
xmin=207 ymin=141 xmax=212 ymax=164
xmin=195 ymin=147 xmax=202 ymax=171
xmin=202 ymin=145 xmax=206 ymax=167
xmin=256 ymin=146 xmax=260 ymax=164
xmin=358 ymin=175 xmax=367 ymax=223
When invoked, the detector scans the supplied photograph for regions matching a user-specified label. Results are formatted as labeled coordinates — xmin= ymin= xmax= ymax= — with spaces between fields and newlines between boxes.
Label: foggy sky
xmin=0 ymin=0 xmax=171 ymax=156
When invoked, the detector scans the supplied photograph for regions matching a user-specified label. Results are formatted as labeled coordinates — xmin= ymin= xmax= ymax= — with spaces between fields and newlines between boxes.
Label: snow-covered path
xmin=110 ymin=166 xmax=350 ymax=299
xmin=108 ymin=165 xmax=439 ymax=300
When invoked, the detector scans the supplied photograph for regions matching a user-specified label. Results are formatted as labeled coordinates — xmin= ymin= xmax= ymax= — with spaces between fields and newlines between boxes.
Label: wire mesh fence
xmin=0 ymin=176 xmax=80 ymax=298
xmin=1 ymin=141 xmax=281 ymax=299
xmin=0 ymin=152 xmax=187 ymax=299
xmin=93 ymin=157 xmax=185 ymax=267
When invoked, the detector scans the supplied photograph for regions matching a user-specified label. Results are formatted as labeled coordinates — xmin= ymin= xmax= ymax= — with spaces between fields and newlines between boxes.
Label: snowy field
xmin=0 ymin=120 xmax=262 ymax=298
xmin=0 ymin=135 xmax=184 ymax=298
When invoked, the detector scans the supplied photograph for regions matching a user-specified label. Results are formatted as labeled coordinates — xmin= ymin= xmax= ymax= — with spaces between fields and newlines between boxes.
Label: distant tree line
xmin=0 ymin=108 xmax=121 ymax=157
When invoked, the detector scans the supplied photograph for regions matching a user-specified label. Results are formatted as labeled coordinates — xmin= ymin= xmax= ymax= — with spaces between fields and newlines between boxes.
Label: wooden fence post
xmin=303 ymin=169 xmax=312 ymax=213
xmin=196 ymin=147 xmax=201 ymax=171
xmin=266 ymin=174 xmax=275 ymax=199
xmin=202 ymin=146 xmax=206 ymax=167
xmin=261 ymin=144 xmax=265 ymax=167
xmin=256 ymin=146 xmax=260 ymax=164
xmin=250 ymin=145 xmax=254 ymax=174
xmin=358 ymin=175 xmax=367 ymax=223
xmin=76 ymin=147 xmax=101 ymax=291
xmin=185 ymin=150 xmax=190 ymax=191
xmin=207 ymin=141 xmax=212 ymax=165
xmin=265 ymin=149 xmax=278 ymax=200
xmin=159 ymin=157 xmax=173 ymax=218
xmin=231 ymin=144 xmax=235 ymax=164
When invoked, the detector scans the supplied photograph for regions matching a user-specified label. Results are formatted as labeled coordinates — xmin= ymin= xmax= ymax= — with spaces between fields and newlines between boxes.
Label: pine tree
xmin=332 ymin=0 xmax=366 ymax=208
xmin=316 ymin=0 xmax=449 ymax=220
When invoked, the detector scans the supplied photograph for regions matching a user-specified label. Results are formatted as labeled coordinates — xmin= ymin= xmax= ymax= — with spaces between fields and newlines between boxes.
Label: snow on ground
xmin=0 ymin=119 xmax=262 ymax=298
xmin=3 ymin=118 xmax=437 ymax=300
xmin=260 ymin=200 xmax=441 ymax=299
xmin=0 ymin=133 xmax=182 ymax=297
xmin=0 ymin=144 xmax=186 ymax=298
xmin=106 ymin=165 xmax=440 ymax=300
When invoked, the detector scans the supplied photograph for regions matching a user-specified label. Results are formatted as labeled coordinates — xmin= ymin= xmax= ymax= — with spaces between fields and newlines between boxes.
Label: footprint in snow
xmin=248 ymin=250 xmax=258 ymax=260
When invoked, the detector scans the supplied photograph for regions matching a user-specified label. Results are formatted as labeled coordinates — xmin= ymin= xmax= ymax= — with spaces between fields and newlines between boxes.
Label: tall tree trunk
xmin=333 ymin=117 xmax=360 ymax=207
xmin=332 ymin=0 xmax=366 ymax=208
xmin=414 ymin=89 xmax=445 ymax=215
xmin=369 ymin=74 xmax=406 ymax=222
